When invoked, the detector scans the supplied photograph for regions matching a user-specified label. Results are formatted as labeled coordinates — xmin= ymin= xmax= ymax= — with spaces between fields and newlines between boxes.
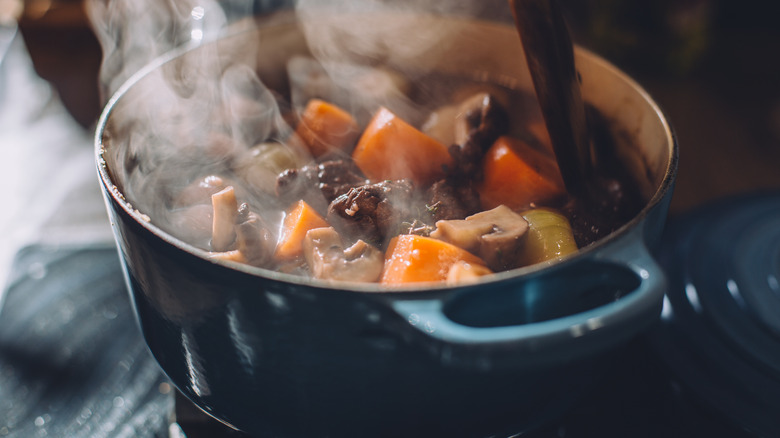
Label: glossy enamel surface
xmin=96 ymin=15 xmax=677 ymax=437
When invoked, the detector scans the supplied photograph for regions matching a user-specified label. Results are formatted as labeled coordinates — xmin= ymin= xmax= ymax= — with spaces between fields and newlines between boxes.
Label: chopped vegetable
xmin=154 ymin=69 xmax=643 ymax=283
xmin=295 ymin=99 xmax=360 ymax=158
xmin=478 ymin=136 xmax=566 ymax=210
xmin=234 ymin=141 xmax=303 ymax=194
xmin=446 ymin=261 xmax=493 ymax=285
xmin=519 ymin=208 xmax=578 ymax=265
xmin=235 ymin=203 xmax=274 ymax=267
xmin=209 ymin=249 xmax=247 ymax=264
xmin=174 ymin=175 xmax=229 ymax=207
xmin=211 ymin=186 xmax=238 ymax=252
xmin=352 ymin=107 xmax=453 ymax=186
xmin=275 ymin=200 xmax=331 ymax=260
xmin=431 ymin=205 xmax=529 ymax=271
xmin=303 ymin=227 xmax=384 ymax=282
xmin=381 ymin=234 xmax=489 ymax=285
xmin=452 ymin=92 xmax=508 ymax=148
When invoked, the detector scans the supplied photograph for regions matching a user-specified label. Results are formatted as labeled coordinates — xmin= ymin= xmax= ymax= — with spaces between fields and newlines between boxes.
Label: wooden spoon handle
xmin=509 ymin=0 xmax=592 ymax=199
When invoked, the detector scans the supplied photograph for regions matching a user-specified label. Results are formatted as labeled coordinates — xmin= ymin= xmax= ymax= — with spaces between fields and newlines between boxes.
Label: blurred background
xmin=8 ymin=0 xmax=780 ymax=213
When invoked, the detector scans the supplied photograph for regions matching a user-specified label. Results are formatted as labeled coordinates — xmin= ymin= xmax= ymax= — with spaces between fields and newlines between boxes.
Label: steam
xmin=88 ymin=0 xmax=513 ymax=251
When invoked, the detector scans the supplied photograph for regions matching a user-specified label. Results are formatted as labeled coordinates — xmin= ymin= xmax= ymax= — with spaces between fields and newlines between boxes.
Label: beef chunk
xmin=426 ymin=179 xmax=481 ymax=221
xmin=276 ymin=159 xmax=368 ymax=212
xmin=327 ymin=179 xmax=415 ymax=244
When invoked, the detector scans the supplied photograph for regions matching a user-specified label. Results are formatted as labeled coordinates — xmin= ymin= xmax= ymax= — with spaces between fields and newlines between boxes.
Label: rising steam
xmin=88 ymin=0 xmax=517 ymax=249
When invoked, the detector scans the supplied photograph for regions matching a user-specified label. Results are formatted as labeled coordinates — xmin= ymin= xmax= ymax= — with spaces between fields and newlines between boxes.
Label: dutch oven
xmin=95 ymin=12 xmax=677 ymax=438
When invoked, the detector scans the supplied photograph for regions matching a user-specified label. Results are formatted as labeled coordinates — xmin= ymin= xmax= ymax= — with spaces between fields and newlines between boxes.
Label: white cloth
xmin=0 ymin=24 xmax=113 ymax=302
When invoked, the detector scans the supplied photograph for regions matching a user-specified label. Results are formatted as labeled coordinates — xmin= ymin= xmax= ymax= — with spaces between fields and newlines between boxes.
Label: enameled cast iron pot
xmin=96 ymin=13 xmax=677 ymax=438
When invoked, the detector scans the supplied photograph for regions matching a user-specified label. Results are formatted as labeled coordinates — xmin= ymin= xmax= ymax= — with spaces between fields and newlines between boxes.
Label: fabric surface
xmin=0 ymin=24 xmax=113 ymax=302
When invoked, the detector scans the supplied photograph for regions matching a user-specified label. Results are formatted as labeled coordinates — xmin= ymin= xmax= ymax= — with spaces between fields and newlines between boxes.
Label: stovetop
xmin=0 ymin=215 xmax=771 ymax=438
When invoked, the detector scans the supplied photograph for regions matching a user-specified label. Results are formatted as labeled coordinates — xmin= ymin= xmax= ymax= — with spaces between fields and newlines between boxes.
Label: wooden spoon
xmin=508 ymin=0 xmax=592 ymax=200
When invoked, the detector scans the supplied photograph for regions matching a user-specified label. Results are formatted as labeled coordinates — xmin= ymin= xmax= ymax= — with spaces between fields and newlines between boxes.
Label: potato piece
xmin=233 ymin=141 xmax=301 ymax=194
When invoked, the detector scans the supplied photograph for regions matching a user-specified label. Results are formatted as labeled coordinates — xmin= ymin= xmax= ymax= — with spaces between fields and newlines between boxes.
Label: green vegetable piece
xmin=519 ymin=208 xmax=578 ymax=266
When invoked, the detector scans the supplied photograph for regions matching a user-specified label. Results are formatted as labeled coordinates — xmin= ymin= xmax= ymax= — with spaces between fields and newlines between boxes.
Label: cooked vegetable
xmin=275 ymin=200 xmax=331 ymax=260
xmin=519 ymin=208 xmax=578 ymax=265
xmin=453 ymin=92 xmax=508 ymax=148
xmin=164 ymin=204 xmax=214 ymax=248
xmin=174 ymin=175 xmax=229 ymax=207
xmin=233 ymin=141 xmax=302 ymax=194
xmin=211 ymin=186 xmax=238 ymax=252
xmin=422 ymin=92 xmax=508 ymax=149
xmin=235 ymin=203 xmax=274 ymax=267
xmin=446 ymin=261 xmax=493 ymax=285
xmin=352 ymin=107 xmax=453 ymax=186
xmin=303 ymin=227 xmax=383 ymax=282
xmin=152 ymin=68 xmax=641 ymax=284
xmin=431 ymin=205 xmax=529 ymax=271
xmin=478 ymin=136 xmax=566 ymax=210
xmin=295 ymin=99 xmax=360 ymax=158
xmin=381 ymin=234 xmax=489 ymax=285
xmin=209 ymin=249 xmax=247 ymax=264
xmin=421 ymin=103 xmax=460 ymax=146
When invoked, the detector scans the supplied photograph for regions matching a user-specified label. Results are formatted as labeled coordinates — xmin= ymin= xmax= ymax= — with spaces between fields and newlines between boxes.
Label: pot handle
xmin=388 ymin=237 xmax=666 ymax=346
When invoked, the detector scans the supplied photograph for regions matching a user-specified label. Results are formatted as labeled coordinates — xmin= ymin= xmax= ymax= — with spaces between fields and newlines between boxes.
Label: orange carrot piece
xmin=352 ymin=107 xmax=453 ymax=186
xmin=275 ymin=200 xmax=330 ymax=260
xmin=381 ymin=234 xmax=488 ymax=285
xmin=295 ymin=99 xmax=360 ymax=158
xmin=478 ymin=136 xmax=566 ymax=211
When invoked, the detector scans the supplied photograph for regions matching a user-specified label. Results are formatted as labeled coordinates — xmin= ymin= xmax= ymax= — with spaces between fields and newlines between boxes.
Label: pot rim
xmin=94 ymin=16 xmax=678 ymax=294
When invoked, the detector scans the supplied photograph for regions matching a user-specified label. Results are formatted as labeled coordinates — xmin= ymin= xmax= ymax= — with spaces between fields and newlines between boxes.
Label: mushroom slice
xmin=235 ymin=203 xmax=274 ymax=267
xmin=211 ymin=186 xmax=238 ymax=252
xmin=421 ymin=103 xmax=460 ymax=146
xmin=453 ymin=92 xmax=508 ymax=148
xmin=430 ymin=205 xmax=529 ymax=271
xmin=446 ymin=261 xmax=493 ymax=285
xmin=303 ymin=227 xmax=384 ymax=283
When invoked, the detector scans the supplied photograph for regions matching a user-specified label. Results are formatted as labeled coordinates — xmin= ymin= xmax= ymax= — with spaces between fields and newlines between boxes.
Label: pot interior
xmin=97 ymin=12 xmax=674 ymax=286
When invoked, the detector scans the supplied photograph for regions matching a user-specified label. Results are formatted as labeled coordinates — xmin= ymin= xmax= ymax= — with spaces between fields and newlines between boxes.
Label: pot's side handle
xmin=388 ymin=237 xmax=666 ymax=348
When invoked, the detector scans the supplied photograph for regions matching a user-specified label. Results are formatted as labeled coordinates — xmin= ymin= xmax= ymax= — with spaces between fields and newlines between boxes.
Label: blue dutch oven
xmin=96 ymin=13 xmax=677 ymax=438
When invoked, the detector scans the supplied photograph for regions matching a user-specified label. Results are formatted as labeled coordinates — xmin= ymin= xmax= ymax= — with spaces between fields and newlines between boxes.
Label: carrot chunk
xmin=295 ymin=99 xmax=360 ymax=158
xmin=478 ymin=136 xmax=566 ymax=210
xmin=381 ymin=234 xmax=489 ymax=285
xmin=275 ymin=200 xmax=330 ymax=260
xmin=352 ymin=107 xmax=453 ymax=186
